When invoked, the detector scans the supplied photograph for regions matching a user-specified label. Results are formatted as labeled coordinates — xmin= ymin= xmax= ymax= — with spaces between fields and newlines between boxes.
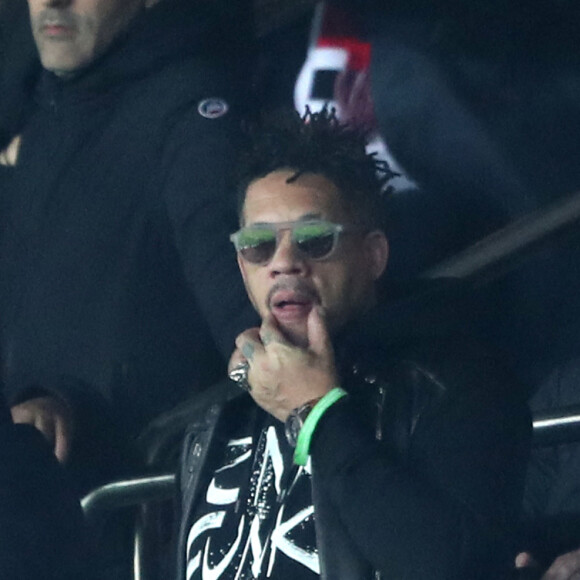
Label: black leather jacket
xmin=176 ymin=287 xmax=531 ymax=580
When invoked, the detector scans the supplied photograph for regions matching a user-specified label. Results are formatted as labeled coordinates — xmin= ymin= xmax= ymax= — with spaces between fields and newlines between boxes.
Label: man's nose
xmin=268 ymin=232 xmax=307 ymax=276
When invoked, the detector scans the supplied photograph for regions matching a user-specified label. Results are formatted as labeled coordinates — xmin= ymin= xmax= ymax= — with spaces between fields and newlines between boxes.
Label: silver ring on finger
xmin=228 ymin=361 xmax=251 ymax=392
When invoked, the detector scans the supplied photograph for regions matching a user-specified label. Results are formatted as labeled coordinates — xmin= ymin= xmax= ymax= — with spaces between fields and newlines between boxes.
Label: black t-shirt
xmin=185 ymin=410 xmax=319 ymax=579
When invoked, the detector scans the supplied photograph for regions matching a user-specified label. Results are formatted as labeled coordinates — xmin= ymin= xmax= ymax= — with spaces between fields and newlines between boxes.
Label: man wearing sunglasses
xmin=176 ymin=109 xmax=531 ymax=580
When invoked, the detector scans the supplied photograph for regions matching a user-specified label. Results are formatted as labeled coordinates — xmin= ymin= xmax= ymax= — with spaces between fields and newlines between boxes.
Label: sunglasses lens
xmin=233 ymin=221 xmax=341 ymax=263
xmin=293 ymin=223 xmax=337 ymax=259
xmin=236 ymin=228 xmax=277 ymax=264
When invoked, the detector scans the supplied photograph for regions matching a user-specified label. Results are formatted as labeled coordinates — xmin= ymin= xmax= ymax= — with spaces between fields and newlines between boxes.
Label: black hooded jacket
xmin=0 ymin=0 xmax=258 ymax=488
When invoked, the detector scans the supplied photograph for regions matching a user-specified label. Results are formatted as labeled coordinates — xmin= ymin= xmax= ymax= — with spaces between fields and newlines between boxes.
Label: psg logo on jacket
xmin=198 ymin=98 xmax=229 ymax=119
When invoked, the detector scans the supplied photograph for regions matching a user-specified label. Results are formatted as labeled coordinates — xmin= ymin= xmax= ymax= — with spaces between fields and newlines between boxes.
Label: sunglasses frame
xmin=230 ymin=219 xmax=347 ymax=265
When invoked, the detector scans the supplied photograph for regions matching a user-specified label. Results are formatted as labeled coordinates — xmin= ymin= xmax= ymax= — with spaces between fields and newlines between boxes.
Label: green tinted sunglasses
xmin=230 ymin=219 xmax=348 ymax=265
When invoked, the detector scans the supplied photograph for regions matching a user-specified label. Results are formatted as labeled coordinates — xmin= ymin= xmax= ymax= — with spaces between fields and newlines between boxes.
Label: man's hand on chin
xmin=11 ymin=396 xmax=75 ymax=463
xmin=231 ymin=308 xmax=339 ymax=422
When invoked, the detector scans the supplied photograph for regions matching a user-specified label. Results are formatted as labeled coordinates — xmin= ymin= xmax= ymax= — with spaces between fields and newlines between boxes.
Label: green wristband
xmin=294 ymin=387 xmax=348 ymax=466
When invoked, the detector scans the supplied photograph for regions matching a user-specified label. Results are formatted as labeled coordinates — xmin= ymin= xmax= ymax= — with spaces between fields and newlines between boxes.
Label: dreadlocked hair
xmin=236 ymin=106 xmax=396 ymax=229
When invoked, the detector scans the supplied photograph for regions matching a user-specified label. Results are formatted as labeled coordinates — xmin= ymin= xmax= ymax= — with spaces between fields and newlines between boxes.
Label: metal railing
xmin=531 ymin=404 xmax=580 ymax=447
xmin=82 ymin=474 xmax=175 ymax=580
xmin=81 ymin=474 xmax=175 ymax=524
xmin=423 ymin=188 xmax=580 ymax=281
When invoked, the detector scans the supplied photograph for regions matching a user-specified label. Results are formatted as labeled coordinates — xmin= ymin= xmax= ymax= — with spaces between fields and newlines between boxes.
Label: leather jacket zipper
xmin=374 ymin=383 xmax=387 ymax=441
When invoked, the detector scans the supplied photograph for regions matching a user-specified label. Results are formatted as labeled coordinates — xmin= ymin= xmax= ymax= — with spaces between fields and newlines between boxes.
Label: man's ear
xmin=364 ymin=230 xmax=389 ymax=280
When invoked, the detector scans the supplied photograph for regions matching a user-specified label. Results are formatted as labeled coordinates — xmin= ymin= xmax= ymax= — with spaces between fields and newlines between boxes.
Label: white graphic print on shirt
xmin=186 ymin=425 xmax=319 ymax=579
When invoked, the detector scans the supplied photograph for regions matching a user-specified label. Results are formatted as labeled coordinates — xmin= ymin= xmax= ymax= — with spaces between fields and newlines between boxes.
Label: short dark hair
xmin=236 ymin=107 xmax=395 ymax=229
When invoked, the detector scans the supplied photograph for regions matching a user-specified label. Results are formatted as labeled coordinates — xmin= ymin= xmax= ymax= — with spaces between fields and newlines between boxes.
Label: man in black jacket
xmin=176 ymin=109 xmax=531 ymax=579
xmin=0 ymin=0 xmax=257 ymax=491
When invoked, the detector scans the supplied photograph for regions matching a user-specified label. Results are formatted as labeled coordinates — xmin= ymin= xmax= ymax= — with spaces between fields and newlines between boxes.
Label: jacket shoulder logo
xmin=198 ymin=98 xmax=229 ymax=119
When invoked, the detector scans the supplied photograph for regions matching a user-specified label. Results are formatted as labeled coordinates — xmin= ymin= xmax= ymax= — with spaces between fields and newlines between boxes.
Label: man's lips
xmin=37 ymin=10 xmax=77 ymax=38
xmin=42 ymin=24 xmax=75 ymax=38
xmin=269 ymin=289 xmax=317 ymax=322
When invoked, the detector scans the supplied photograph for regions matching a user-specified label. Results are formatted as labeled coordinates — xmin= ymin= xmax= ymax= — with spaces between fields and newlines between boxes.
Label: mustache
xmin=34 ymin=9 xmax=78 ymax=31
